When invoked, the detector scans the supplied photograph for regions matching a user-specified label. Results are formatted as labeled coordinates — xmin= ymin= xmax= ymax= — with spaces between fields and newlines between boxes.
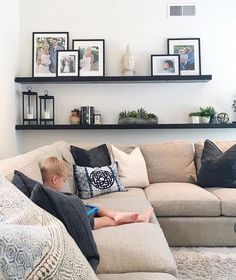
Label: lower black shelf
xmin=15 ymin=123 xmax=236 ymax=130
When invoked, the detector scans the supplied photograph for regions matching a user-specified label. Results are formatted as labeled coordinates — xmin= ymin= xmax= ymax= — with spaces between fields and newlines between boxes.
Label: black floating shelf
xmin=15 ymin=123 xmax=236 ymax=130
xmin=15 ymin=75 xmax=212 ymax=84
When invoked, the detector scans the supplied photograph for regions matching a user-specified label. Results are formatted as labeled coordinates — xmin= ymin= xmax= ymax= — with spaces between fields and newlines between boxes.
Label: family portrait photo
xmin=168 ymin=38 xmax=201 ymax=75
xmin=72 ymin=39 xmax=105 ymax=76
xmin=33 ymin=32 xmax=69 ymax=77
xmin=151 ymin=55 xmax=180 ymax=76
xmin=57 ymin=50 xmax=79 ymax=77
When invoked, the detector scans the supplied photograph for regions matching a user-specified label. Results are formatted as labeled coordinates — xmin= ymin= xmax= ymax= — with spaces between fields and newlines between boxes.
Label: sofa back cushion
xmin=139 ymin=142 xmax=196 ymax=184
xmin=0 ymin=143 xmax=76 ymax=194
xmin=194 ymin=140 xmax=236 ymax=173
xmin=0 ymin=154 xmax=43 ymax=183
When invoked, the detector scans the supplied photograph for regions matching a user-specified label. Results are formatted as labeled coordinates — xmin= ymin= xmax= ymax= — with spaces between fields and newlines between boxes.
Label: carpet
xmin=171 ymin=247 xmax=236 ymax=280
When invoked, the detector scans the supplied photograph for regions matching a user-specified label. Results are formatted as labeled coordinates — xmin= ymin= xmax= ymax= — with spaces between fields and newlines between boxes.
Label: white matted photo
xmin=151 ymin=54 xmax=180 ymax=76
xmin=32 ymin=32 xmax=69 ymax=77
xmin=168 ymin=38 xmax=201 ymax=75
xmin=56 ymin=50 xmax=79 ymax=77
xmin=72 ymin=39 xmax=105 ymax=76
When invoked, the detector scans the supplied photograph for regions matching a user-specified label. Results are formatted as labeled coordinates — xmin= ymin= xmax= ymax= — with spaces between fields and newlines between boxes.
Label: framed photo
xmin=151 ymin=54 xmax=180 ymax=76
xmin=167 ymin=38 xmax=201 ymax=76
xmin=56 ymin=50 xmax=80 ymax=77
xmin=32 ymin=32 xmax=69 ymax=77
xmin=72 ymin=39 xmax=105 ymax=76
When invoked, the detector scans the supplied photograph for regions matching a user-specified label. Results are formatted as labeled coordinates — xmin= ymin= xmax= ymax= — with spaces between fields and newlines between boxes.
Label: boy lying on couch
xmin=41 ymin=156 xmax=153 ymax=230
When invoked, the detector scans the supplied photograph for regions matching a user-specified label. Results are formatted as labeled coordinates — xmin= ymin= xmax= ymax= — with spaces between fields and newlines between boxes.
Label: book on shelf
xmin=80 ymin=106 xmax=95 ymax=124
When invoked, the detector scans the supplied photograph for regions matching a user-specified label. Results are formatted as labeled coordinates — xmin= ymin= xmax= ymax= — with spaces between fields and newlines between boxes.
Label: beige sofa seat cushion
xmin=84 ymin=196 xmax=157 ymax=224
xmin=140 ymin=141 xmax=196 ymax=183
xmin=206 ymin=187 xmax=236 ymax=216
xmin=98 ymin=273 xmax=177 ymax=280
xmin=145 ymin=182 xmax=221 ymax=217
xmin=83 ymin=187 xmax=146 ymax=201
xmin=194 ymin=141 xmax=236 ymax=173
xmin=94 ymin=223 xmax=177 ymax=277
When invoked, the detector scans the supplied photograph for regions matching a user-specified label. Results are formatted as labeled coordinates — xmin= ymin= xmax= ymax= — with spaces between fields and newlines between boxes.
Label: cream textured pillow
xmin=111 ymin=145 xmax=149 ymax=188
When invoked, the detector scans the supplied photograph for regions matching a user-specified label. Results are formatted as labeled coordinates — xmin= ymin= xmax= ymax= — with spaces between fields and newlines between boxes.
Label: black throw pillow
xmin=197 ymin=139 xmax=236 ymax=188
xmin=12 ymin=170 xmax=39 ymax=197
xmin=70 ymin=144 xmax=111 ymax=167
xmin=30 ymin=184 xmax=100 ymax=271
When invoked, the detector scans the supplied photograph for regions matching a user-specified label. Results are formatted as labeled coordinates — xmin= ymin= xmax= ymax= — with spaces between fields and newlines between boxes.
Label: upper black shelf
xmin=15 ymin=75 xmax=212 ymax=84
xmin=15 ymin=123 xmax=235 ymax=130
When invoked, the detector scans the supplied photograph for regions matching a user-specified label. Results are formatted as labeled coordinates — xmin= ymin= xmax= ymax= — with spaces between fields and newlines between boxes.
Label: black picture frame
xmin=56 ymin=50 xmax=80 ymax=77
xmin=151 ymin=54 xmax=180 ymax=76
xmin=72 ymin=39 xmax=105 ymax=76
xmin=32 ymin=32 xmax=69 ymax=77
xmin=167 ymin=38 xmax=201 ymax=76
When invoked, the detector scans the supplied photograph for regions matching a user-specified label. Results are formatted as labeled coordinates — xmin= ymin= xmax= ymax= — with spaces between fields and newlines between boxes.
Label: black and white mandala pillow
xmin=73 ymin=162 xmax=126 ymax=199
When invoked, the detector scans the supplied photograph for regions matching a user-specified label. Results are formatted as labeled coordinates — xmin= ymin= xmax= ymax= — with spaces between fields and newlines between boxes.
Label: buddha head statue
xmin=121 ymin=44 xmax=135 ymax=75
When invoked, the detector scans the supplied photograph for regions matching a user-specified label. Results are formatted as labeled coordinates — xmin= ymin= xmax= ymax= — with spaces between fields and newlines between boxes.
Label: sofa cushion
xmin=145 ymin=182 xmax=221 ymax=217
xmin=94 ymin=223 xmax=177 ymax=277
xmin=12 ymin=170 xmax=39 ymax=197
xmin=98 ymin=273 xmax=177 ymax=280
xmin=197 ymin=140 xmax=236 ymax=188
xmin=83 ymin=196 xmax=158 ymax=224
xmin=194 ymin=140 xmax=236 ymax=173
xmin=83 ymin=187 xmax=146 ymax=202
xmin=0 ymin=176 xmax=98 ymax=279
xmin=139 ymin=141 xmax=196 ymax=183
xmin=111 ymin=145 xmax=149 ymax=188
xmin=71 ymin=144 xmax=111 ymax=167
xmin=74 ymin=162 xmax=126 ymax=199
xmin=30 ymin=184 xmax=100 ymax=271
xmin=206 ymin=187 xmax=236 ymax=216
xmin=0 ymin=156 xmax=43 ymax=183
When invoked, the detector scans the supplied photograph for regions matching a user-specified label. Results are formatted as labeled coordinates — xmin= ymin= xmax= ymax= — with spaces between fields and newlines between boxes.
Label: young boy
xmin=40 ymin=157 xmax=153 ymax=230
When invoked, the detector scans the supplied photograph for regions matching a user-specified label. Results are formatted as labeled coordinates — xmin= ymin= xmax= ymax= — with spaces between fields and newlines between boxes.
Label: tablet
xmin=86 ymin=205 xmax=99 ymax=216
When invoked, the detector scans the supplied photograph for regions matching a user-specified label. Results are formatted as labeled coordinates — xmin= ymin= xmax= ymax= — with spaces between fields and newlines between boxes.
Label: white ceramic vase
xmin=189 ymin=116 xmax=200 ymax=124
xmin=200 ymin=116 xmax=210 ymax=123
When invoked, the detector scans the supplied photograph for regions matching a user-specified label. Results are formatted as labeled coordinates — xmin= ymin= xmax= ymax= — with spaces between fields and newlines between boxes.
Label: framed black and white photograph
xmin=56 ymin=50 xmax=79 ymax=77
xmin=32 ymin=32 xmax=69 ymax=77
xmin=167 ymin=38 xmax=201 ymax=75
xmin=151 ymin=54 xmax=180 ymax=76
xmin=72 ymin=39 xmax=105 ymax=76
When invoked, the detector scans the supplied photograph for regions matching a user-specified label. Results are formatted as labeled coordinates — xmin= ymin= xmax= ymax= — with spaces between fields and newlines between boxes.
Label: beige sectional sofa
xmin=1 ymin=140 xmax=236 ymax=279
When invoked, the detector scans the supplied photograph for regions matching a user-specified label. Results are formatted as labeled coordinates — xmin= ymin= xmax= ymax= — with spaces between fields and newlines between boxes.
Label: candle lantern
xmin=22 ymin=86 xmax=38 ymax=125
xmin=39 ymin=90 xmax=55 ymax=125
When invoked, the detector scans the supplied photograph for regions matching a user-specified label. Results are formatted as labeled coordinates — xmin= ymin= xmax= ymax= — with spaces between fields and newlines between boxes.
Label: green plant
xmin=200 ymin=106 xmax=216 ymax=117
xmin=118 ymin=110 xmax=128 ymax=119
xmin=137 ymin=107 xmax=148 ymax=119
xmin=147 ymin=113 xmax=158 ymax=119
xmin=118 ymin=108 xmax=157 ymax=120
xmin=188 ymin=112 xmax=201 ymax=117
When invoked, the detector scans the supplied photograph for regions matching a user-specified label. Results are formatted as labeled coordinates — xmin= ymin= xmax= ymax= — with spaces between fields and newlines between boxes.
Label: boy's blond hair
xmin=41 ymin=157 xmax=69 ymax=183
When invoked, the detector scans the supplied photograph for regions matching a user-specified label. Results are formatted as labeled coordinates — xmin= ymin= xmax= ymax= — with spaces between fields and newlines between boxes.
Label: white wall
xmin=0 ymin=0 xmax=21 ymax=158
xmin=18 ymin=0 xmax=236 ymax=152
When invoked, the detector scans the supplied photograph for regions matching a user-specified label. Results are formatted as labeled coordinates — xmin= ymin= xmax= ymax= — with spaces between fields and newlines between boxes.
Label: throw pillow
xmin=197 ymin=139 xmax=236 ymax=188
xmin=111 ymin=145 xmax=149 ymax=187
xmin=73 ymin=162 xmax=126 ymax=199
xmin=70 ymin=144 xmax=111 ymax=167
xmin=30 ymin=184 xmax=100 ymax=271
xmin=12 ymin=170 xmax=39 ymax=197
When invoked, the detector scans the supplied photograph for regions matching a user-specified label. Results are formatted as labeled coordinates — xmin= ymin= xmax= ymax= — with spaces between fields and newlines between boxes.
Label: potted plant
xmin=200 ymin=106 xmax=216 ymax=123
xmin=118 ymin=108 xmax=158 ymax=124
xmin=188 ymin=112 xmax=201 ymax=124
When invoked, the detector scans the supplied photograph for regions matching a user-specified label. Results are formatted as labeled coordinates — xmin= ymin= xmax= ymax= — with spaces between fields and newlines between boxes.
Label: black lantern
xmin=22 ymin=86 xmax=38 ymax=125
xmin=39 ymin=90 xmax=55 ymax=125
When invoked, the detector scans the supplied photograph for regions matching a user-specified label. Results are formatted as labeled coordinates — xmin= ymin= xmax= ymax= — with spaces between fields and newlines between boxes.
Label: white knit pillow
xmin=111 ymin=145 xmax=149 ymax=188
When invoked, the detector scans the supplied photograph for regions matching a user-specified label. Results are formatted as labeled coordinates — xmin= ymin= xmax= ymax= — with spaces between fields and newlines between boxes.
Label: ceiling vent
xmin=168 ymin=3 xmax=196 ymax=17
